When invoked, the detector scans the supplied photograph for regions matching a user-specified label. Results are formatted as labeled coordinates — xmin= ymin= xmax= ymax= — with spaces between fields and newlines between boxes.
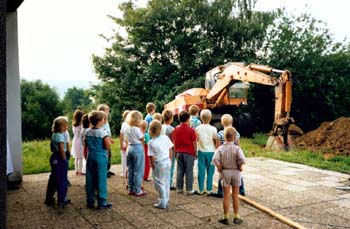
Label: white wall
xmin=6 ymin=11 xmax=22 ymax=182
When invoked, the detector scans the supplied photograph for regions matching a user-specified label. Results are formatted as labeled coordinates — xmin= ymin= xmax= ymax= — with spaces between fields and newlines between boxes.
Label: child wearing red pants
xmin=141 ymin=120 xmax=151 ymax=181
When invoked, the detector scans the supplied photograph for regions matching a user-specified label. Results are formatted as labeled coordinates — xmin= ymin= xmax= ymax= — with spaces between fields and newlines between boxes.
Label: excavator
xmin=164 ymin=62 xmax=294 ymax=150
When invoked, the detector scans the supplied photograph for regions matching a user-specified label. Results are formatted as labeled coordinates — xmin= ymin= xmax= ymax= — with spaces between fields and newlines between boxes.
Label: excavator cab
xmin=228 ymin=82 xmax=249 ymax=105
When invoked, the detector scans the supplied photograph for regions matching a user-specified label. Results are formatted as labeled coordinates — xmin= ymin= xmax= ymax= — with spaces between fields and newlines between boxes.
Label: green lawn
xmin=22 ymin=138 xmax=121 ymax=175
xmin=22 ymin=135 xmax=350 ymax=175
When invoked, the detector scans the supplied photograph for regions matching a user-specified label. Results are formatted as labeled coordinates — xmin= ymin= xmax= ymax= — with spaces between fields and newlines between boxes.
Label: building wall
xmin=6 ymin=11 xmax=22 ymax=182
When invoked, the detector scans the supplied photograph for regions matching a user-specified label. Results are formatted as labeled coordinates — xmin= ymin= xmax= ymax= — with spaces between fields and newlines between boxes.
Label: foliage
xmin=61 ymin=87 xmax=94 ymax=114
xmin=92 ymin=0 xmax=278 ymax=133
xmin=22 ymin=138 xmax=121 ymax=175
xmin=261 ymin=12 xmax=350 ymax=131
xmin=21 ymin=80 xmax=62 ymax=140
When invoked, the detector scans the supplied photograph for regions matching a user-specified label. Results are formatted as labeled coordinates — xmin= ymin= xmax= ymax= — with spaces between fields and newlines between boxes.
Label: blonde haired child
xmin=210 ymin=114 xmax=245 ymax=198
xmin=189 ymin=105 xmax=201 ymax=129
xmin=97 ymin=104 xmax=115 ymax=177
xmin=195 ymin=109 xmax=219 ymax=195
xmin=85 ymin=110 xmax=112 ymax=209
xmin=141 ymin=120 xmax=151 ymax=182
xmin=45 ymin=116 xmax=71 ymax=209
xmin=148 ymin=120 xmax=173 ymax=209
xmin=71 ymin=109 xmax=84 ymax=175
xmin=125 ymin=110 xmax=147 ymax=196
xmin=119 ymin=110 xmax=130 ymax=177
xmin=152 ymin=112 xmax=163 ymax=122
xmin=161 ymin=110 xmax=176 ymax=190
xmin=212 ymin=127 xmax=245 ymax=225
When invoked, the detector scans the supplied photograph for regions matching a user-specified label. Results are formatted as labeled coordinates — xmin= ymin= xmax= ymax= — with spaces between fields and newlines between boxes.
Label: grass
xmin=241 ymin=133 xmax=350 ymax=174
xmin=23 ymin=134 xmax=350 ymax=175
xmin=22 ymin=138 xmax=121 ymax=175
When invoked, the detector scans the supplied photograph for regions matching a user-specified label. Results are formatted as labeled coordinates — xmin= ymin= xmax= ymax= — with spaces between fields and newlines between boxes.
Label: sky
xmin=18 ymin=0 xmax=350 ymax=97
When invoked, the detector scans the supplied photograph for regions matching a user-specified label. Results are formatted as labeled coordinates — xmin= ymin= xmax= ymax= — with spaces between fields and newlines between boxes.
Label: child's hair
xmin=152 ymin=112 xmax=162 ymax=122
xmin=52 ymin=116 xmax=68 ymax=133
xmin=224 ymin=127 xmax=237 ymax=142
xmin=97 ymin=104 xmax=109 ymax=112
xmin=162 ymin=110 xmax=173 ymax=123
xmin=140 ymin=120 xmax=148 ymax=132
xmin=146 ymin=102 xmax=156 ymax=113
xmin=149 ymin=120 xmax=162 ymax=138
xmin=221 ymin=114 xmax=233 ymax=127
xmin=189 ymin=105 xmax=200 ymax=116
xmin=126 ymin=110 xmax=143 ymax=127
xmin=200 ymin=109 xmax=212 ymax=123
xmin=88 ymin=110 xmax=105 ymax=127
xmin=72 ymin=109 xmax=84 ymax=127
xmin=81 ymin=114 xmax=90 ymax=128
xmin=178 ymin=111 xmax=190 ymax=123
xmin=122 ymin=110 xmax=130 ymax=121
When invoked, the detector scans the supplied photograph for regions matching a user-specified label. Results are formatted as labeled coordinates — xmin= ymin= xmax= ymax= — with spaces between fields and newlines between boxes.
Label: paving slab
xmin=7 ymin=157 xmax=350 ymax=228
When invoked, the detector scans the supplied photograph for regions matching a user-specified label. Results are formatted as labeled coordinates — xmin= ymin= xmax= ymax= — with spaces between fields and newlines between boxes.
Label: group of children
xmin=44 ymin=102 xmax=246 ymax=225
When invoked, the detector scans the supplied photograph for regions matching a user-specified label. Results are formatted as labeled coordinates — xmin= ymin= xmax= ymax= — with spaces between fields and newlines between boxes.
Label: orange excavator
xmin=164 ymin=62 xmax=294 ymax=150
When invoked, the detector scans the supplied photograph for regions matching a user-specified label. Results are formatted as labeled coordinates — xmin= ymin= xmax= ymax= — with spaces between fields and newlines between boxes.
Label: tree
xmin=92 ymin=0 xmax=278 ymax=132
xmin=262 ymin=12 xmax=350 ymax=131
xmin=21 ymin=80 xmax=62 ymax=140
xmin=61 ymin=87 xmax=93 ymax=114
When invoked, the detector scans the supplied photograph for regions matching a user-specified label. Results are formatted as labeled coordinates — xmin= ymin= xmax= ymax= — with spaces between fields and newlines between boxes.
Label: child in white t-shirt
xmin=148 ymin=120 xmax=173 ymax=209
xmin=195 ymin=109 xmax=219 ymax=195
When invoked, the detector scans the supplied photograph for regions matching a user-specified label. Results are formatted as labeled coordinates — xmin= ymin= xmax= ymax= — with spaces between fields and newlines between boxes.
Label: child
xmin=189 ymin=105 xmax=201 ymax=129
xmin=45 ymin=116 xmax=71 ymax=209
xmin=148 ymin=120 xmax=173 ymax=209
xmin=71 ymin=109 xmax=84 ymax=175
xmin=80 ymin=114 xmax=90 ymax=174
xmin=141 ymin=120 xmax=151 ymax=182
xmin=195 ymin=109 xmax=218 ymax=195
xmin=145 ymin=102 xmax=156 ymax=126
xmin=173 ymin=111 xmax=197 ymax=195
xmin=119 ymin=110 xmax=130 ymax=177
xmin=152 ymin=112 xmax=162 ymax=122
xmin=161 ymin=110 xmax=175 ymax=190
xmin=97 ymin=104 xmax=115 ymax=178
xmin=85 ymin=110 xmax=112 ymax=209
xmin=125 ymin=110 xmax=147 ymax=196
xmin=212 ymin=127 xmax=245 ymax=225
xmin=210 ymin=114 xmax=245 ymax=198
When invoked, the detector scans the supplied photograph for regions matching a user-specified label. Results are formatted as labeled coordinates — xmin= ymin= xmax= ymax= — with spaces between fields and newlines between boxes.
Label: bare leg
xmin=232 ymin=186 xmax=239 ymax=215
xmin=223 ymin=186 xmax=231 ymax=215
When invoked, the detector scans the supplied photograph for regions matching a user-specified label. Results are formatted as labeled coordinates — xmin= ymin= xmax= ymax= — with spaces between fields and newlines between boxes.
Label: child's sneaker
xmin=218 ymin=218 xmax=229 ymax=225
xmin=185 ymin=190 xmax=197 ymax=196
xmin=196 ymin=191 xmax=206 ymax=196
xmin=98 ymin=203 xmax=112 ymax=209
xmin=176 ymin=190 xmax=183 ymax=194
xmin=135 ymin=191 xmax=147 ymax=197
xmin=233 ymin=218 xmax=243 ymax=225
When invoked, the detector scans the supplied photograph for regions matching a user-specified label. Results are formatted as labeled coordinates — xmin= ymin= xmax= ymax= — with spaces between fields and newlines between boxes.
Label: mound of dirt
xmin=295 ymin=117 xmax=350 ymax=156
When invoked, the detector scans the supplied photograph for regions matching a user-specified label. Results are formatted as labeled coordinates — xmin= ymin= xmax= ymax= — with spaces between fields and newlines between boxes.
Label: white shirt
xmin=125 ymin=126 xmax=143 ymax=144
xmin=148 ymin=135 xmax=173 ymax=161
xmin=196 ymin=124 xmax=218 ymax=152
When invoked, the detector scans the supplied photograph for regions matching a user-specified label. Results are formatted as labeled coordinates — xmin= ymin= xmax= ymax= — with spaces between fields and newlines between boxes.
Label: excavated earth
xmin=295 ymin=117 xmax=350 ymax=156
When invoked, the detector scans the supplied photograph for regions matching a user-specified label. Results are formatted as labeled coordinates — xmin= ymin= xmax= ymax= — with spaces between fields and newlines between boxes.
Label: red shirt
xmin=173 ymin=123 xmax=197 ymax=156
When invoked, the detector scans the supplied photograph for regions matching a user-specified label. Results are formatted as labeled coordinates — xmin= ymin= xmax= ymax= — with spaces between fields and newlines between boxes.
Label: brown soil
xmin=295 ymin=117 xmax=350 ymax=156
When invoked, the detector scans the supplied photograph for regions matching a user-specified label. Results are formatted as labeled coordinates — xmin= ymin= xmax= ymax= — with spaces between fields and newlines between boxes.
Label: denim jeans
xmin=176 ymin=153 xmax=194 ymax=192
xmin=127 ymin=144 xmax=144 ymax=193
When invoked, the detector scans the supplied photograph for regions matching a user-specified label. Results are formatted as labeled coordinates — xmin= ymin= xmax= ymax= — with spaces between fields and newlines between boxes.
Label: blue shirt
xmin=190 ymin=116 xmax=201 ymax=129
xmin=85 ymin=128 xmax=108 ymax=156
xmin=217 ymin=129 xmax=240 ymax=145
xmin=51 ymin=132 xmax=67 ymax=153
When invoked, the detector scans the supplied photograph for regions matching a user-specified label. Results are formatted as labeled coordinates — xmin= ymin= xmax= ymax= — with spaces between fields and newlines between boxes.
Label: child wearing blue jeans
xmin=85 ymin=110 xmax=112 ymax=209
xmin=125 ymin=110 xmax=147 ymax=196
xmin=45 ymin=116 xmax=71 ymax=210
